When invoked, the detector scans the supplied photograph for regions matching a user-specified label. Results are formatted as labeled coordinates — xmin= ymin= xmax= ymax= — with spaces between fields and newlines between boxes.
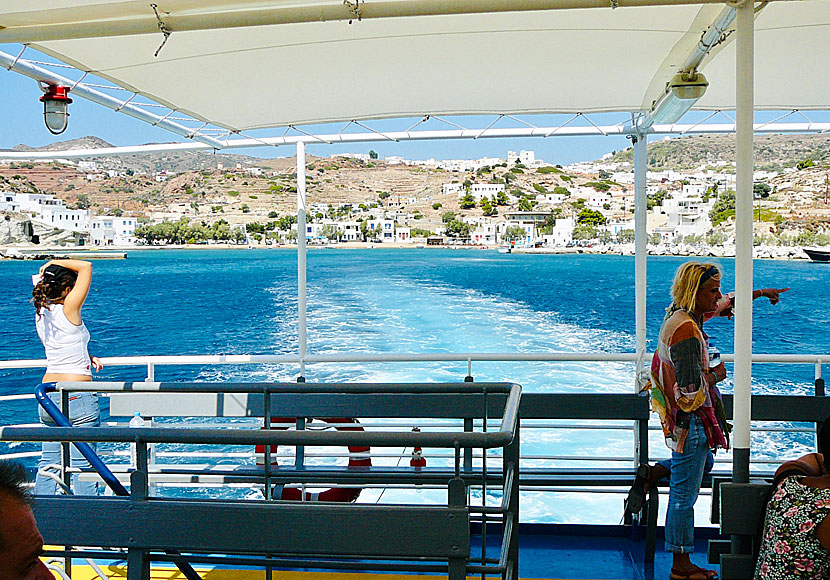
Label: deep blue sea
xmin=1 ymin=249 xmax=828 ymax=522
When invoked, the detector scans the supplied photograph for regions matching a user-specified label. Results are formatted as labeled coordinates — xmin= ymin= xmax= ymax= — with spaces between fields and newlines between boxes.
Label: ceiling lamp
xmin=39 ymin=84 xmax=73 ymax=135
xmin=649 ymin=71 xmax=709 ymax=125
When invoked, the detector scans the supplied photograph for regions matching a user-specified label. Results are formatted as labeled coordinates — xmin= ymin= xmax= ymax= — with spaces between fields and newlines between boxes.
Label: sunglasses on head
xmin=699 ymin=266 xmax=718 ymax=286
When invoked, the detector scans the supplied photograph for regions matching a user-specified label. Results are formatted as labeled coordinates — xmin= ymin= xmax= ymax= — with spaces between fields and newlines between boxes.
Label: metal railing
xmin=0 ymin=381 xmax=522 ymax=580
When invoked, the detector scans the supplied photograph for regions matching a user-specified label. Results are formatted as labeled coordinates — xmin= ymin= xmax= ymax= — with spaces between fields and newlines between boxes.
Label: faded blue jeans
xmin=35 ymin=389 xmax=100 ymax=496
xmin=665 ymin=413 xmax=712 ymax=553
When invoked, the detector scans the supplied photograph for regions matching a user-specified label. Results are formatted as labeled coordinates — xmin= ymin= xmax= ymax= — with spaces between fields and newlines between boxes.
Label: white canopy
xmin=1 ymin=0 xmax=829 ymax=132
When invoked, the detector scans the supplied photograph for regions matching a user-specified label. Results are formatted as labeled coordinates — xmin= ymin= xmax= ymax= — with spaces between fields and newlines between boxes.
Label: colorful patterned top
xmin=649 ymin=302 xmax=731 ymax=453
xmin=755 ymin=475 xmax=830 ymax=579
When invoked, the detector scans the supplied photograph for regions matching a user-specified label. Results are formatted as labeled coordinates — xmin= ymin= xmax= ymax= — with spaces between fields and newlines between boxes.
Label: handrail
xmin=33 ymin=383 xmax=203 ymax=580
xmin=2 ymin=351 xmax=828 ymax=370
xmin=34 ymin=383 xmax=128 ymax=495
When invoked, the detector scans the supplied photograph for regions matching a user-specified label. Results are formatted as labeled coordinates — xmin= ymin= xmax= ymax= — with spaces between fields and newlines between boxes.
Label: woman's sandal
xmin=623 ymin=463 xmax=651 ymax=517
xmin=669 ymin=566 xmax=718 ymax=580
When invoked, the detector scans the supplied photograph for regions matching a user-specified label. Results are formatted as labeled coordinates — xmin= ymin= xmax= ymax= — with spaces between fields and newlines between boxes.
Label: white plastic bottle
xmin=129 ymin=411 xmax=146 ymax=467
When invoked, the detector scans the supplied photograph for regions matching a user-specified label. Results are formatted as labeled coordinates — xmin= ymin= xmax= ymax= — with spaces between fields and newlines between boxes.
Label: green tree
xmin=616 ymin=229 xmax=635 ymax=244
xmin=460 ymin=193 xmax=476 ymax=209
xmin=441 ymin=211 xmax=456 ymax=223
xmin=502 ymin=225 xmax=526 ymax=242
xmin=577 ymin=208 xmax=606 ymax=226
xmin=598 ymin=170 xmax=611 ymax=180
xmin=75 ymin=194 xmax=91 ymax=209
xmin=572 ymin=224 xmax=600 ymax=241
xmin=369 ymin=150 xmax=379 ymax=160
xmin=481 ymin=198 xmax=498 ymax=216
xmin=444 ymin=219 xmax=471 ymax=238
xmin=553 ymin=186 xmax=570 ymax=196
xmin=495 ymin=191 xmax=509 ymax=205
xmin=585 ymin=181 xmax=611 ymax=192
xmin=797 ymin=158 xmax=815 ymax=170
xmin=432 ymin=202 xmax=442 ymax=210
xmin=753 ymin=182 xmax=771 ymax=199
xmin=710 ymin=190 xmax=736 ymax=226
xmin=320 ymin=224 xmax=341 ymax=241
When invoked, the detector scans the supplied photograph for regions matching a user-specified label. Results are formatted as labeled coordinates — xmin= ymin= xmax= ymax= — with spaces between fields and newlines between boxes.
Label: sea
xmin=1 ymin=248 xmax=827 ymax=524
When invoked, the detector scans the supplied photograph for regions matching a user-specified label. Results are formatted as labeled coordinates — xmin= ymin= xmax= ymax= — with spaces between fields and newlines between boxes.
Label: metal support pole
xmin=448 ymin=477 xmax=468 ymax=580
xmin=297 ymin=142 xmax=308 ymax=375
xmin=633 ymin=131 xmax=648 ymax=362
xmin=633 ymin=132 xmax=650 ymax=477
xmin=732 ymin=0 xmax=754 ymax=485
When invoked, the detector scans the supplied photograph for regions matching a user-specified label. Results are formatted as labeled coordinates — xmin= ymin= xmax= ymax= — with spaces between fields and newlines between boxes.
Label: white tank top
xmin=35 ymin=304 xmax=92 ymax=376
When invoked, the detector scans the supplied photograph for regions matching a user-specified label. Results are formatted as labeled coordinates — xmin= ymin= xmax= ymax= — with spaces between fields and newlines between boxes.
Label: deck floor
xmin=45 ymin=525 xmax=720 ymax=580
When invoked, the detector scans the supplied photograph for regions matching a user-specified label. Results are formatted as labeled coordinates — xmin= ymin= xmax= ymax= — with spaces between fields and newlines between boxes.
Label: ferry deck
xmin=2 ymin=1 xmax=830 ymax=579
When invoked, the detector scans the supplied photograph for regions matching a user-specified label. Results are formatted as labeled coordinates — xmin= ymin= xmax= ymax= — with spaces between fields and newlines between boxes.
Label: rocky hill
xmin=609 ymin=133 xmax=830 ymax=171
xmin=3 ymin=136 xmax=271 ymax=174
xmin=1 ymin=134 xmax=829 ymax=247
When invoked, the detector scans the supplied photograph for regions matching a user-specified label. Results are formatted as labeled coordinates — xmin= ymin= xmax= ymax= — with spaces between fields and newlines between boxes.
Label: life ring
xmin=255 ymin=417 xmax=371 ymax=502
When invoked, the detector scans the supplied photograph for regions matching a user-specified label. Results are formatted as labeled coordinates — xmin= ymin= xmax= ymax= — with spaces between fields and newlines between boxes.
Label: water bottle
xmin=709 ymin=344 xmax=721 ymax=368
xmin=129 ymin=412 xmax=146 ymax=467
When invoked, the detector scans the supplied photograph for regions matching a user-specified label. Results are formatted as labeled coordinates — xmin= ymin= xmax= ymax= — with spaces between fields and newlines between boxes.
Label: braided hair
xmin=32 ymin=264 xmax=78 ymax=315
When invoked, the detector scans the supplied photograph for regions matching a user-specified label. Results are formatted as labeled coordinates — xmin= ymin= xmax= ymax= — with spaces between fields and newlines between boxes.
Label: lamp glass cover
xmin=43 ymin=100 xmax=69 ymax=134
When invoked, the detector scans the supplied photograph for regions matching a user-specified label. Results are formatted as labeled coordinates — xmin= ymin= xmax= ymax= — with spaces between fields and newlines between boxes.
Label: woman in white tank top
xmin=32 ymin=259 xmax=103 ymax=495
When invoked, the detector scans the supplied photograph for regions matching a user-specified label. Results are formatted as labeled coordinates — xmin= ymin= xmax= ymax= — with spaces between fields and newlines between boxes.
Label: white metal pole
xmin=633 ymin=132 xmax=648 ymax=372
xmin=733 ymin=0 xmax=754 ymax=483
xmin=297 ymin=141 xmax=308 ymax=379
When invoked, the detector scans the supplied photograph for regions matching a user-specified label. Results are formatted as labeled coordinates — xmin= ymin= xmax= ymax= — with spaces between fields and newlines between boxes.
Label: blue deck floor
xmin=53 ymin=524 xmax=722 ymax=580
xmin=510 ymin=524 xmax=721 ymax=580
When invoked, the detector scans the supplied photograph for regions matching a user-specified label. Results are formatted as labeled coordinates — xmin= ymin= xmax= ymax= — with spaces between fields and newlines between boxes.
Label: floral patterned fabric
xmin=755 ymin=475 xmax=830 ymax=579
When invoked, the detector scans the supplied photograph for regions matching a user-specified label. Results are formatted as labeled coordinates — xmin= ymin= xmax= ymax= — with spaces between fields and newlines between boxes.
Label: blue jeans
xmin=35 ymin=390 xmax=100 ymax=496
xmin=665 ymin=414 xmax=711 ymax=553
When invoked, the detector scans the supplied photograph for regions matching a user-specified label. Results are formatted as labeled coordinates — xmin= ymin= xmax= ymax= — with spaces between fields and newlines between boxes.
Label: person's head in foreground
xmin=671 ymin=261 xmax=723 ymax=317
xmin=0 ymin=461 xmax=52 ymax=580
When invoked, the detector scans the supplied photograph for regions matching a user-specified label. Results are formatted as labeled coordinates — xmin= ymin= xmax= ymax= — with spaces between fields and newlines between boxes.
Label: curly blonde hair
xmin=670 ymin=261 xmax=721 ymax=313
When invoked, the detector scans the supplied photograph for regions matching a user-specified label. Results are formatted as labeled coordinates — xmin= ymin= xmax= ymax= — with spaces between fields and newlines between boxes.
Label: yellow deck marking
xmin=42 ymin=564 xmax=588 ymax=580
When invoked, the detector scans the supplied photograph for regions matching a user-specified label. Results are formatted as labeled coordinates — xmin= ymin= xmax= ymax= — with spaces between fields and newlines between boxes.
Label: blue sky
xmin=2 ymin=53 xmax=829 ymax=166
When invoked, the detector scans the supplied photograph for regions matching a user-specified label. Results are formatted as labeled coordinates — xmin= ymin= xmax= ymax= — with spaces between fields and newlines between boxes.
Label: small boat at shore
xmin=803 ymin=247 xmax=830 ymax=262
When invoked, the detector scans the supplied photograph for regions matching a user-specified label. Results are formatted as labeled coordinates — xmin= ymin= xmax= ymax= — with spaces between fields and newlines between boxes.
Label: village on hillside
xmin=1 ymin=139 xmax=829 ymax=257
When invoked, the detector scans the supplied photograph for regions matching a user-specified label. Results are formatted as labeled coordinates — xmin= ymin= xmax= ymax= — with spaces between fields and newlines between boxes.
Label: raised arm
xmin=709 ymin=287 xmax=790 ymax=319
xmin=753 ymin=287 xmax=789 ymax=305
xmin=40 ymin=259 xmax=92 ymax=324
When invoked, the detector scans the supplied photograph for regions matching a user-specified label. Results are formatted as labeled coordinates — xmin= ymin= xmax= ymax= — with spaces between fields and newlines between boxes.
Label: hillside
xmin=608 ymin=133 xmax=830 ymax=171
xmin=1 ymin=133 xmax=830 ymax=247
xmin=3 ymin=136 xmax=274 ymax=174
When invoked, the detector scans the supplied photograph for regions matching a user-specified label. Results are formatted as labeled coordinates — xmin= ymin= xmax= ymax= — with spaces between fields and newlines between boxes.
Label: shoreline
xmin=0 ymin=242 xmax=815 ymax=260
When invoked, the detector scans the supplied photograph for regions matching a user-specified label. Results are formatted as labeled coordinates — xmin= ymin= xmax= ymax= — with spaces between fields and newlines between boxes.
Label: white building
xmin=681 ymin=182 xmax=707 ymax=197
xmin=587 ymin=192 xmax=612 ymax=208
xmin=90 ymin=216 xmax=137 ymax=246
xmin=507 ymin=150 xmax=541 ymax=167
xmin=503 ymin=211 xmax=551 ymax=246
xmin=541 ymin=193 xmax=568 ymax=204
xmin=541 ymin=217 xmax=575 ymax=247
xmin=654 ymin=195 xmax=716 ymax=242
xmin=367 ymin=219 xmax=395 ymax=242
xmin=15 ymin=193 xmax=90 ymax=232
xmin=0 ymin=192 xmax=20 ymax=212
xmin=443 ymin=183 xmax=464 ymax=196
xmin=466 ymin=183 xmax=505 ymax=201
xmin=395 ymin=226 xmax=412 ymax=244
xmin=470 ymin=221 xmax=499 ymax=246
xmin=336 ymin=220 xmax=361 ymax=241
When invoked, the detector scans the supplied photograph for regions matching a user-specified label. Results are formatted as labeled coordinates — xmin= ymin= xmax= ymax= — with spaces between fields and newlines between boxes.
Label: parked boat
xmin=804 ymin=247 xmax=830 ymax=262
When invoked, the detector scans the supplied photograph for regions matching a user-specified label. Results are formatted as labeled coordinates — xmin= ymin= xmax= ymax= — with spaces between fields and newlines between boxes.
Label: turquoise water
xmin=1 ymin=249 xmax=827 ymax=521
